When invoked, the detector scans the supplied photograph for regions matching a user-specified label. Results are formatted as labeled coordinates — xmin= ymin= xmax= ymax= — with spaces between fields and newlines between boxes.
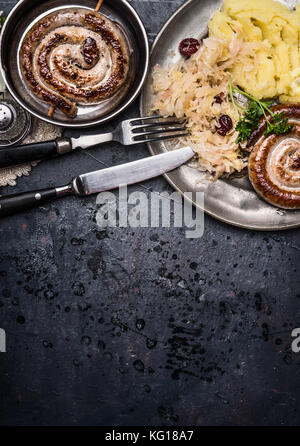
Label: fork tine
xmin=129 ymin=116 xmax=186 ymax=126
xmin=132 ymin=125 xmax=187 ymax=136
xmin=131 ymin=122 xmax=186 ymax=132
xmin=140 ymin=134 xmax=189 ymax=144
xmin=133 ymin=131 xmax=188 ymax=143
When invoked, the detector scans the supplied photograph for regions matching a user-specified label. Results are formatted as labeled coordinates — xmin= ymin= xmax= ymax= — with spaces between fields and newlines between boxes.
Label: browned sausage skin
xmin=248 ymin=107 xmax=300 ymax=209
xmin=20 ymin=8 xmax=130 ymax=118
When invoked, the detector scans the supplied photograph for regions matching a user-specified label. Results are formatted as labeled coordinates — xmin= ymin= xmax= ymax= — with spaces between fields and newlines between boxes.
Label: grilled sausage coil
xmin=20 ymin=8 xmax=130 ymax=117
xmin=248 ymin=105 xmax=300 ymax=209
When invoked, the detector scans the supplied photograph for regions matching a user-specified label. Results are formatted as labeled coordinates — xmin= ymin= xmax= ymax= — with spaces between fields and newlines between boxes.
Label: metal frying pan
xmin=0 ymin=0 xmax=149 ymax=128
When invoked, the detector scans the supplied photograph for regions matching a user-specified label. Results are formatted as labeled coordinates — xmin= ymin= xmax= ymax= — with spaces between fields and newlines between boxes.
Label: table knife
xmin=0 ymin=146 xmax=194 ymax=217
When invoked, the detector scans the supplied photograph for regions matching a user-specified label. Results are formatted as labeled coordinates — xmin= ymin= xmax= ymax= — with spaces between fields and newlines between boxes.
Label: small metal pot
xmin=0 ymin=0 xmax=149 ymax=128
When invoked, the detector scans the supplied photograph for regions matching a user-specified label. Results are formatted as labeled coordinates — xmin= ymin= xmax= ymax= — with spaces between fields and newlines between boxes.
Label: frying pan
xmin=0 ymin=0 xmax=149 ymax=128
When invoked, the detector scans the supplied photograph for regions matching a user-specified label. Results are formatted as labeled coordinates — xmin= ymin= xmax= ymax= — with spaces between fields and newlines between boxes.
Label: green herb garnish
xmin=229 ymin=77 xmax=294 ymax=144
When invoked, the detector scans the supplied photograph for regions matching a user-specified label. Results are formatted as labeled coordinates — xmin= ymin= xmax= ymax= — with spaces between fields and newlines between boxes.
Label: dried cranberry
xmin=214 ymin=94 xmax=224 ymax=104
xmin=179 ymin=38 xmax=200 ymax=57
xmin=216 ymin=115 xmax=233 ymax=136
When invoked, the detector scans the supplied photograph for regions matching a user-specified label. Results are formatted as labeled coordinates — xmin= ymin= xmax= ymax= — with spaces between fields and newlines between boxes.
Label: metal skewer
xmin=95 ymin=0 xmax=104 ymax=12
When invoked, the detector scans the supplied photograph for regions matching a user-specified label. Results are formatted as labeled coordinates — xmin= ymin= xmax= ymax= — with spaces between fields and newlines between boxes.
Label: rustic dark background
xmin=0 ymin=0 xmax=300 ymax=427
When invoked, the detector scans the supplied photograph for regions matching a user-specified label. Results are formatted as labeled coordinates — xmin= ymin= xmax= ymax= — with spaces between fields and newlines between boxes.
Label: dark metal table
xmin=0 ymin=0 xmax=300 ymax=426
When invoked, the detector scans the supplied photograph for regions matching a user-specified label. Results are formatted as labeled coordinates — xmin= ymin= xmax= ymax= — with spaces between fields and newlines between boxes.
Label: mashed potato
xmin=208 ymin=0 xmax=300 ymax=102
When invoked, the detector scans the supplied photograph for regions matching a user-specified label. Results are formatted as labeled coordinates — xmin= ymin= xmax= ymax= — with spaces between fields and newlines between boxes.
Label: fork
xmin=0 ymin=116 xmax=188 ymax=168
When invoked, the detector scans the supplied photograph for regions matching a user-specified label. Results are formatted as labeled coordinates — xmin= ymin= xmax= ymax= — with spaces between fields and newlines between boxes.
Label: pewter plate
xmin=0 ymin=0 xmax=149 ymax=128
xmin=140 ymin=0 xmax=300 ymax=231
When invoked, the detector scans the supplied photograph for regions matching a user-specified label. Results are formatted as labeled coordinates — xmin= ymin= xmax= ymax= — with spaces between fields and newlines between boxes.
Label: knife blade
xmin=0 ymin=147 xmax=194 ymax=216
xmin=74 ymin=146 xmax=194 ymax=195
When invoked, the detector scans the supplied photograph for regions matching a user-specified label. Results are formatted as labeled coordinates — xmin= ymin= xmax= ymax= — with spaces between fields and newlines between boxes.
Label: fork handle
xmin=0 ymin=138 xmax=72 ymax=168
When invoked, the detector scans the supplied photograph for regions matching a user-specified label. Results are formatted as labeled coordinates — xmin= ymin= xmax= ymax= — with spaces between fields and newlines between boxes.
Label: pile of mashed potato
xmin=208 ymin=0 xmax=300 ymax=102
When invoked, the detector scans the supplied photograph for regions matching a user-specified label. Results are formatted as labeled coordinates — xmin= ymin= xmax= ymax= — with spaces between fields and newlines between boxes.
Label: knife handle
xmin=0 ymin=187 xmax=59 ymax=217
xmin=0 ymin=138 xmax=72 ymax=168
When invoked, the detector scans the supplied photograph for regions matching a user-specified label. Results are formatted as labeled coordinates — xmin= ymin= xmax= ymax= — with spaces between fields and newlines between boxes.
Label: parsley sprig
xmin=229 ymin=77 xmax=294 ymax=144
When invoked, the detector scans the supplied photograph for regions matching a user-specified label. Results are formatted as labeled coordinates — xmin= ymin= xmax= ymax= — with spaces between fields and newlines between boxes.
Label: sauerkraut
xmin=152 ymin=35 xmax=266 ymax=178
